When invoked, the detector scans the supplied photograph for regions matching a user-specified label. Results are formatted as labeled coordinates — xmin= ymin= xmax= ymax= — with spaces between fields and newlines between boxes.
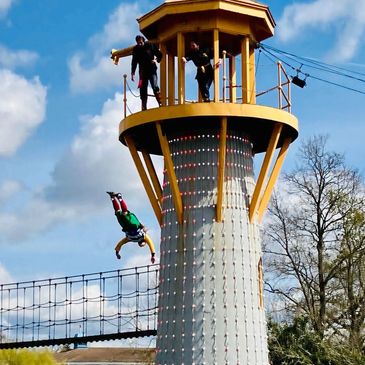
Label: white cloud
xmin=277 ymin=0 xmax=365 ymax=62
xmin=0 ymin=91 xmax=162 ymax=243
xmin=69 ymin=53 xmax=130 ymax=94
xmin=69 ymin=3 xmax=141 ymax=93
xmin=88 ymin=3 xmax=141 ymax=58
xmin=0 ymin=180 xmax=22 ymax=203
xmin=0 ymin=69 xmax=47 ymax=156
xmin=0 ymin=44 xmax=38 ymax=69
xmin=44 ymin=92 xmax=145 ymax=205
xmin=0 ymin=0 xmax=15 ymax=18
xmin=0 ymin=263 xmax=13 ymax=284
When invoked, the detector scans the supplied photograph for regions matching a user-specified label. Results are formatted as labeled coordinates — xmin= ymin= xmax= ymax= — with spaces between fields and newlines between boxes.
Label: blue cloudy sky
xmin=0 ymin=0 xmax=364 ymax=284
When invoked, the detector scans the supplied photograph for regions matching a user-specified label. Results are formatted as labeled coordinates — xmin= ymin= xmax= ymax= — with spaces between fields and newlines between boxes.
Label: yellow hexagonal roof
xmin=138 ymin=0 xmax=275 ymax=45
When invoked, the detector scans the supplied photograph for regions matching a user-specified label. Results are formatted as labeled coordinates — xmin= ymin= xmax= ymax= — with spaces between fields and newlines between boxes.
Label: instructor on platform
xmin=131 ymin=35 xmax=162 ymax=110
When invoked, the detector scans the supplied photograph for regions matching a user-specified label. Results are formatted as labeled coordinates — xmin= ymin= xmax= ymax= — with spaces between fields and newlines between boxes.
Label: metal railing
xmin=256 ymin=61 xmax=291 ymax=112
xmin=121 ymin=55 xmax=292 ymax=116
xmin=0 ymin=265 xmax=159 ymax=348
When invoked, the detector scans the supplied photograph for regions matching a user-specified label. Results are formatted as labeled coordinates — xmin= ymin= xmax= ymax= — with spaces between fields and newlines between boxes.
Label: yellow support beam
xmin=258 ymin=137 xmax=291 ymax=221
xmin=258 ymin=258 xmax=264 ymax=309
xmin=168 ymin=53 xmax=175 ymax=106
xmin=249 ymin=123 xmax=282 ymax=222
xmin=177 ymin=32 xmax=185 ymax=104
xmin=213 ymin=28 xmax=220 ymax=103
xmin=141 ymin=149 xmax=163 ymax=202
xmin=160 ymin=43 xmax=167 ymax=106
xmin=124 ymin=135 xmax=162 ymax=225
xmin=249 ymin=41 xmax=256 ymax=104
xmin=216 ymin=116 xmax=227 ymax=222
xmin=156 ymin=122 xmax=184 ymax=224
xmin=229 ymin=55 xmax=236 ymax=103
xmin=241 ymin=35 xmax=250 ymax=104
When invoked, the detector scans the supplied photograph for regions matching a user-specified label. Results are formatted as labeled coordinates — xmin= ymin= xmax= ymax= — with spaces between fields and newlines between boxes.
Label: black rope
xmin=126 ymin=80 xmax=140 ymax=98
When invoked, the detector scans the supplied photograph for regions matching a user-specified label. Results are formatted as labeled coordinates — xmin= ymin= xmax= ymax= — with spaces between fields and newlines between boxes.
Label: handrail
xmin=121 ymin=54 xmax=292 ymax=115
xmin=0 ymin=266 xmax=159 ymax=348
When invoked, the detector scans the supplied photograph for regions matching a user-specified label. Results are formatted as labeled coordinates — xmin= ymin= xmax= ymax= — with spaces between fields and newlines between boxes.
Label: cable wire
xmin=258 ymin=43 xmax=365 ymax=94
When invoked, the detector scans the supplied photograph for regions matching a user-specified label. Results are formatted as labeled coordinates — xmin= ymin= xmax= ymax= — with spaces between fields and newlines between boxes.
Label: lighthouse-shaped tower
xmin=116 ymin=0 xmax=298 ymax=363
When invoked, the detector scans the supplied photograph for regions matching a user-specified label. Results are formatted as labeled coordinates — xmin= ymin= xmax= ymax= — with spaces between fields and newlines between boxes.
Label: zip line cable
xmin=258 ymin=43 xmax=365 ymax=95
xmin=260 ymin=43 xmax=365 ymax=81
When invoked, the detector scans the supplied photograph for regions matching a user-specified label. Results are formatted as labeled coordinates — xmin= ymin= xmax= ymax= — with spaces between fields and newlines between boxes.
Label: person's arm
xmin=144 ymin=233 xmax=156 ymax=263
xmin=205 ymin=47 xmax=221 ymax=69
xmin=114 ymin=237 xmax=129 ymax=259
xmin=214 ymin=58 xmax=222 ymax=69
xmin=131 ymin=47 xmax=138 ymax=81
xmin=182 ymin=51 xmax=191 ymax=64
xmin=154 ymin=44 xmax=162 ymax=63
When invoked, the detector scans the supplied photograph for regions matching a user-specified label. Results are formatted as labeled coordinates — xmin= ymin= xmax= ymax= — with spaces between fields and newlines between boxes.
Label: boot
xmin=141 ymin=98 xmax=147 ymax=111
xmin=155 ymin=92 xmax=162 ymax=107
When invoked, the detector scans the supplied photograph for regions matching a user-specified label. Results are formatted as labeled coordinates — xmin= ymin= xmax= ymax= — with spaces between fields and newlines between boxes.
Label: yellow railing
xmin=256 ymin=61 xmax=291 ymax=112
xmin=122 ymin=57 xmax=292 ymax=116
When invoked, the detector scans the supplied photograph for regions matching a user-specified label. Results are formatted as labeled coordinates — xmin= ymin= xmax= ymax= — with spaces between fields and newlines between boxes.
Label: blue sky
xmin=0 ymin=0 xmax=364 ymax=284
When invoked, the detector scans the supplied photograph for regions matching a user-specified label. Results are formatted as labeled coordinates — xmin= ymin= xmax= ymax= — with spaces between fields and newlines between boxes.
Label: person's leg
xmin=206 ymin=68 xmax=213 ymax=90
xmin=149 ymin=73 xmax=161 ymax=106
xmin=149 ymin=73 xmax=160 ymax=94
xmin=114 ymin=237 xmax=129 ymax=259
xmin=109 ymin=194 xmax=127 ymax=214
xmin=198 ymin=77 xmax=209 ymax=101
xmin=140 ymin=78 xmax=148 ymax=110
xmin=118 ymin=196 xmax=127 ymax=213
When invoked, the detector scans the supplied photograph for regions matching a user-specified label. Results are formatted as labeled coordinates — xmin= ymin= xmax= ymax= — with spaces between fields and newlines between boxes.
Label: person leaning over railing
xmin=182 ymin=40 xmax=222 ymax=102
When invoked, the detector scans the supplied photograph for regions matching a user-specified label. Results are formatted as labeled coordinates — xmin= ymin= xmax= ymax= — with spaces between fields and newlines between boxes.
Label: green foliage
xmin=0 ymin=349 xmax=62 ymax=365
xmin=268 ymin=317 xmax=365 ymax=365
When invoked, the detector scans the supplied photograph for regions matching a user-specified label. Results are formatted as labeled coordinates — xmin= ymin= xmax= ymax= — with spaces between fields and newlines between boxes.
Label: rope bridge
xmin=0 ymin=265 xmax=159 ymax=349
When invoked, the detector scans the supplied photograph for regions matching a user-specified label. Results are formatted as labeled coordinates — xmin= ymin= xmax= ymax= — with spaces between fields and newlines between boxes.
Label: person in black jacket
xmin=131 ymin=35 xmax=162 ymax=110
xmin=182 ymin=41 xmax=221 ymax=102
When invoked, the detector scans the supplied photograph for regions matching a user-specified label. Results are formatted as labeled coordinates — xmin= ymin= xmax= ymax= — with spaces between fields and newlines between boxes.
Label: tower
xmin=116 ymin=0 xmax=298 ymax=363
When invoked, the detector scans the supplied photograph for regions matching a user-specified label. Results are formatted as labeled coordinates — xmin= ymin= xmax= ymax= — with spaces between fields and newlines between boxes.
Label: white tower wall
xmin=156 ymin=126 xmax=268 ymax=364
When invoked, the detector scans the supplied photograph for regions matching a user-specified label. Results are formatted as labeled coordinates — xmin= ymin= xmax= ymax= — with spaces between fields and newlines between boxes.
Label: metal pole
xmin=222 ymin=50 xmax=227 ymax=103
xmin=123 ymin=74 xmax=127 ymax=118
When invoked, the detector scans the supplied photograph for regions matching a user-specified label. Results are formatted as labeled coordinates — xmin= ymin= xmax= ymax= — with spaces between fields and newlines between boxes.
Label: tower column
xmin=156 ymin=127 xmax=269 ymax=364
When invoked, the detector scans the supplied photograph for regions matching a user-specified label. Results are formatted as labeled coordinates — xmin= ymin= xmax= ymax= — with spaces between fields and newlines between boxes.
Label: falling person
xmin=107 ymin=192 xmax=156 ymax=264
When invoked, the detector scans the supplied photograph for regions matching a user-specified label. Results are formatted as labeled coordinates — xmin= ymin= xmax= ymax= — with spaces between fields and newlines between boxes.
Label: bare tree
xmin=263 ymin=135 xmax=365 ymax=343
xmin=332 ymin=206 xmax=365 ymax=350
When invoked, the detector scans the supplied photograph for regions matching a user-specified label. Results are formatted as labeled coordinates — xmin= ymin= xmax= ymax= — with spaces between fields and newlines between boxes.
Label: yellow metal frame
xmin=156 ymin=122 xmax=184 ymax=224
xmin=249 ymin=123 xmax=282 ymax=222
xmin=168 ymin=53 xmax=175 ymax=106
xmin=141 ymin=150 xmax=163 ymax=203
xmin=138 ymin=0 xmax=275 ymax=43
xmin=229 ymin=55 xmax=236 ymax=103
xmin=177 ymin=32 xmax=185 ymax=105
xmin=120 ymin=103 xmax=298 ymax=136
xmin=258 ymin=258 xmax=264 ymax=309
xmin=124 ymin=135 xmax=162 ymax=225
xmin=160 ymin=43 xmax=167 ymax=107
xmin=241 ymin=35 xmax=250 ymax=104
xmin=257 ymin=137 xmax=291 ymax=221
xmin=222 ymin=51 xmax=227 ymax=103
xmin=213 ymin=28 xmax=220 ymax=103
xmin=216 ymin=116 xmax=227 ymax=222
xmin=249 ymin=40 xmax=256 ymax=104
